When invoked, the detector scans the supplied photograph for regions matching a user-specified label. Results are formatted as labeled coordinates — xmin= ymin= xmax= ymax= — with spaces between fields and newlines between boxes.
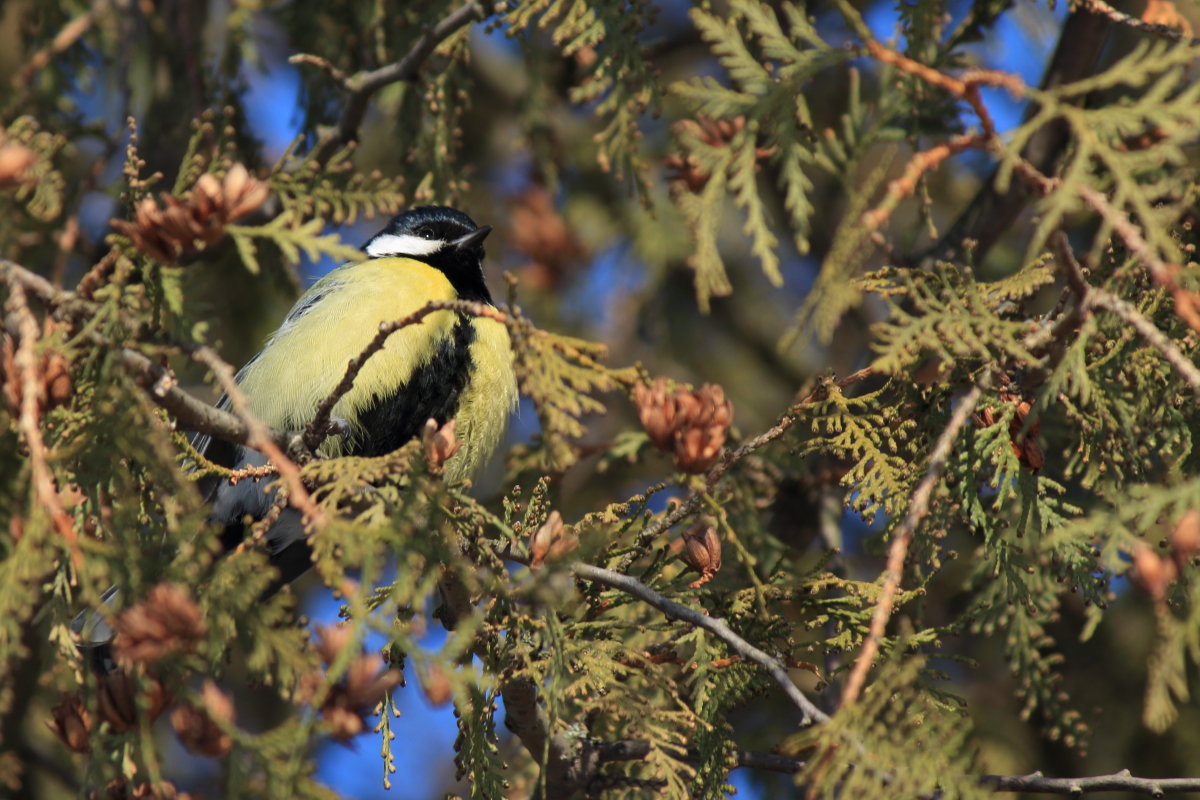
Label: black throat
xmin=418 ymin=250 xmax=493 ymax=304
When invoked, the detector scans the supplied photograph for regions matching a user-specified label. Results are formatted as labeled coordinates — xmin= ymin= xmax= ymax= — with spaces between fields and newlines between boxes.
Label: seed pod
xmin=678 ymin=524 xmax=722 ymax=587
xmin=47 ymin=693 xmax=92 ymax=753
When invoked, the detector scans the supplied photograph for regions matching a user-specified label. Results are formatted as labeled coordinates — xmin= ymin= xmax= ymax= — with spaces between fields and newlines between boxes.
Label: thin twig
xmin=3 ymin=281 xmax=84 ymax=568
xmin=301 ymin=299 xmax=505 ymax=452
xmin=1072 ymin=0 xmax=1200 ymax=44
xmin=840 ymin=383 xmax=986 ymax=707
xmin=982 ymin=769 xmax=1200 ymax=795
xmin=312 ymin=2 xmax=486 ymax=163
xmin=1073 ymin=183 xmax=1200 ymax=333
xmin=13 ymin=0 xmax=110 ymax=89
xmin=572 ymin=562 xmax=831 ymax=726
xmin=192 ymin=347 xmax=325 ymax=526
xmin=863 ymin=133 xmax=987 ymax=231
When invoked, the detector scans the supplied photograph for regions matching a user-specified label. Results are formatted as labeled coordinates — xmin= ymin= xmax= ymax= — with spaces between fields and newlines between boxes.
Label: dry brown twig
xmin=840 ymin=383 xmax=986 ymax=707
xmin=3 ymin=280 xmax=84 ymax=568
xmin=191 ymin=347 xmax=326 ymax=528
xmin=13 ymin=0 xmax=112 ymax=89
xmin=859 ymin=40 xmax=1029 ymax=232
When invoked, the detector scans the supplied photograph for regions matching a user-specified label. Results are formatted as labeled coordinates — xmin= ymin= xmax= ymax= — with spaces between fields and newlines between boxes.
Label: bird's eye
xmin=416 ymin=227 xmax=432 ymax=239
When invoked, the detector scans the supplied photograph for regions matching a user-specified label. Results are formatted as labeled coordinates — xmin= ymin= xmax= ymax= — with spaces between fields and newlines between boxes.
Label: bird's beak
xmin=450 ymin=225 xmax=492 ymax=251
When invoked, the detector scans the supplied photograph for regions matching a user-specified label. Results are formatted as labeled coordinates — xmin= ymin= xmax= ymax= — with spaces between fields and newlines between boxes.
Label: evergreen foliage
xmin=3 ymin=1 xmax=1200 ymax=798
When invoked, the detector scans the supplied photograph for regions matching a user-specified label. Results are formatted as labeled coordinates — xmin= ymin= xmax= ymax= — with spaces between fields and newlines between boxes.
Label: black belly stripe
xmin=348 ymin=313 xmax=476 ymax=457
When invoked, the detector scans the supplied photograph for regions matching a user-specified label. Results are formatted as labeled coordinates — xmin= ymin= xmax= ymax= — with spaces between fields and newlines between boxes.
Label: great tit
xmin=75 ymin=205 xmax=518 ymax=670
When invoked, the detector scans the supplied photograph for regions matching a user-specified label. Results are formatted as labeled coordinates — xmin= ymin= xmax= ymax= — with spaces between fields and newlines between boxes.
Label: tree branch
xmin=597 ymin=743 xmax=1200 ymax=795
xmin=305 ymin=2 xmax=487 ymax=164
xmin=572 ymin=562 xmax=831 ymax=726
xmin=927 ymin=7 xmax=1114 ymax=264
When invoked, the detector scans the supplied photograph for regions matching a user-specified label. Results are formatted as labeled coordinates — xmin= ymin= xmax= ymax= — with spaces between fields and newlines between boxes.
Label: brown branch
xmin=3 ymin=281 xmax=84 ymax=568
xmin=983 ymin=769 xmax=1200 ymax=795
xmin=1072 ymin=183 xmax=1200 ymax=333
xmin=572 ymin=562 xmax=830 ymax=726
xmin=862 ymin=133 xmax=987 ymax=232
xmin=191 ymin=347 xmax=325 ymax=527
xmin=863 ymin=41 xmax=1026 ymax=139
xmin=928 ymin=7 xmax=1114 ymax=264
xmin=840 ymin=383 xmax=985 ymax=707
xmin=618 ymin=367 xmax=877 ymax=572
xmin=302 ymin=299 xmax=506 ymax=453
xmin=1072 ymin=0 xmax=1200 ymax=44
xmin=309 ymin=2 xmax=487 ymax=164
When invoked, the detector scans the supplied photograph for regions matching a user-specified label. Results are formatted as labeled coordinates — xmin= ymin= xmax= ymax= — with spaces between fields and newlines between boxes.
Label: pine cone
xmin=113 ymin=583 xmax=205 ymax=665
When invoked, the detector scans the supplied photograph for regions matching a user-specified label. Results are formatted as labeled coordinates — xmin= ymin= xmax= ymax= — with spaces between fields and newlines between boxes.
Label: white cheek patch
xmin=365 ymin=233 xmax=445 ymax=258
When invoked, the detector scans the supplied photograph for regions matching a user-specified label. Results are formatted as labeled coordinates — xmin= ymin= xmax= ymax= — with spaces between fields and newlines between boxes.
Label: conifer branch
xmin=619 ymin=368 xmax=877 ymax=571
xmin=1051 ymin=232 xmax=1200 ymax=395
xmin=928 ymin=8 xmax=1114 ymax=263
xmin=0 ymin=258 xmax=289 ymax=451
xmin=840 ymin=382 xmax=986 ymax=707
xmin=1072 ymin=184 xmax=1200 ymax=333
xmin=308 ymin=2 xmax=487 ymax=164
xmin=572 ymin=562 xmax=831 ymax=726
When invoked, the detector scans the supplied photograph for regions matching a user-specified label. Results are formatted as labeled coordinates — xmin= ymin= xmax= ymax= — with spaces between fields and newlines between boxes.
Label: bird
xmin=74 ymin=205 xmax=519 ymax=671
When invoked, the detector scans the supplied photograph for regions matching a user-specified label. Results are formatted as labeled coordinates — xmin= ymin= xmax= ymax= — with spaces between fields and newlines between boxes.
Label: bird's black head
xmin=363 ymin=206 xmax=494 ymax=303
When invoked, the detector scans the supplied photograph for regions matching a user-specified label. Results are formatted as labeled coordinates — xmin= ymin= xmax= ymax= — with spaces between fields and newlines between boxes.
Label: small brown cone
xmin=421 ymin=418 xmax=460 ymax=472
xmin=676 ymin=524 xmax=722 ymax=588
xmin=1130 ymin=541 xmax=1176 ymax=608
xmin=529 ymin=510 xmax=577 ymax=569
xmin=96 ymin=671 xmax=171 ymax=733
xmin=633 ymin=378 xmax=679 ymax=450
xmin=113 ymin=583 xmax=205 ymax=665
xmin=672 ymin=383 xmax=732 ymax=474
xmin=47 ymin=693 xmax=92 ymax=753
xmin=1170 ymin=509 xmax=1200 ymax=572
xmin=170 ymin=680 xmax=234 ymax=757
xmin=418 ymin=662 xmax=454 ymax=707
